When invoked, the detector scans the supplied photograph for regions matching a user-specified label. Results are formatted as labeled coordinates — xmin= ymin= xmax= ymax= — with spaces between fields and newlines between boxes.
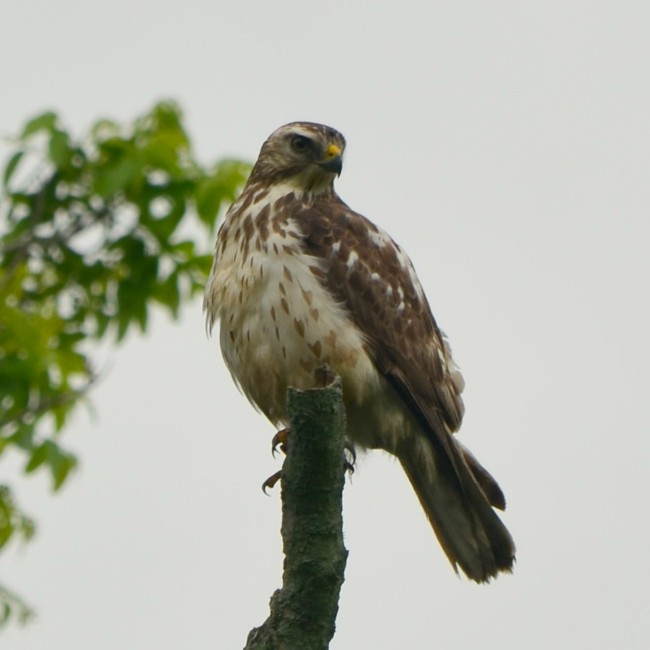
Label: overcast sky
xmin=2 ymin=2 xmax=649 ymax=648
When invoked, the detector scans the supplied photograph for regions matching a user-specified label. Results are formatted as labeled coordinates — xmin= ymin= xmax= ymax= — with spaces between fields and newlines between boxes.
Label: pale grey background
xmin=1 ymin=1 xmax=649 ymax=648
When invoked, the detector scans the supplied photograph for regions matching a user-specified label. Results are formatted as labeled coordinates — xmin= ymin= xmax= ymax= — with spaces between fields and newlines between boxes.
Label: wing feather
xmin=293 ymin=198 xmax=466 ymax=475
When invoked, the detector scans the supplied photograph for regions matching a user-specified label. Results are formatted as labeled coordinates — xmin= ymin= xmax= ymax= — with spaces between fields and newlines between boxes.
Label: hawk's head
xmin=248 ymin=122 xmax=346 ymax=192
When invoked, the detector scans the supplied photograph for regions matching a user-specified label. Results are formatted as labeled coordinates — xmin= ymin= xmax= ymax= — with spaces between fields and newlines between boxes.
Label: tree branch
xmin=245 ymin=373 xmax=348 ymax=650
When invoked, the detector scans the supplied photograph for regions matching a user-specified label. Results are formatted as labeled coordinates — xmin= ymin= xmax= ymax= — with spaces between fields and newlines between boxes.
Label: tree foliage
xmin=0 ymin=101 xmax=250 ymax=626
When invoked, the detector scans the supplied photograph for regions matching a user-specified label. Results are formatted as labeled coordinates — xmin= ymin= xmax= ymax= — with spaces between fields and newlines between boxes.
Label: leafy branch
xmin=0 ymin=101 xmax=250 ymax=627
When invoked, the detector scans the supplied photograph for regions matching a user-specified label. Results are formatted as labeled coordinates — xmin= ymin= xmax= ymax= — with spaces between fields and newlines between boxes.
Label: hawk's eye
xmin=290 ymin=135 xmax=311 ymax=153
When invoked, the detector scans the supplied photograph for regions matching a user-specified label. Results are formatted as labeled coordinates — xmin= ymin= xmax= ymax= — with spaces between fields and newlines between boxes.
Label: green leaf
xmin=48 ymin=130 xmax=72 ymax=168
xmin=3 ymin=150 xmax=24 ymax=188
xmin=172 ymin=239 xmax=196 ymax=258
xmin=24 ymin=442 xmax=77 ymax=490
xmin=21 ymin=112 xmax=57 ymax=139
xmin=116 ymin=309 xmax=130 ymax=341
xmin=48 ymin=444 xmax=77 ymax=491
xmin=24 ymin=443 xmax=48 ymax=474
xmin=195 ymin=160 xmax=250 ymax=228
xmin=141 ymin=134 xmax=185 ymax=175
xmin=0 ymin=494 xmax=13 ymax=548
xmin=195 ymin=176 xmax=224 ymax=226
xmin=93 ymin=154 xmax=140 ymax=197
xmin=116 ymin=274 xmax=152 ymax=339
xmin=5 ymin=425 xmax=36 ymax=453
xmin=154 ymin=272 xmax=181 ymax=316
xmin=94 ymin=311 xmax=110 ymax=339
xmin=0 ymin=486 xmax=35 ymax=552
xmin=151 ymin=101 xmax=185 ymax=136
xmin=191 ymin=254 xmax=216 ymax=276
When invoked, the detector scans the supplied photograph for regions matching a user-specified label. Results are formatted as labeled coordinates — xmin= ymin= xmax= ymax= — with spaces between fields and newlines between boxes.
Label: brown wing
xmin=292 ymin=197 xmax=470 ymax=481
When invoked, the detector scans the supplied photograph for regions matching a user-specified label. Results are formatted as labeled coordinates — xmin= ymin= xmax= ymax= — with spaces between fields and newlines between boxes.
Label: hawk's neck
xmin=241 ymin=177 xmax=336 ymax=207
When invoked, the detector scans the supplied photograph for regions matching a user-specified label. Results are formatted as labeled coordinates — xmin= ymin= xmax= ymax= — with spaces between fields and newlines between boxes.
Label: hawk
xmin=204 ymin=122 xmax=515 ymax=582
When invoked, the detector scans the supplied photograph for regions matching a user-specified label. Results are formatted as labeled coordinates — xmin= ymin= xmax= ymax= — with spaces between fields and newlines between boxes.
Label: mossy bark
xmin=245 ymin=376 xmax=348 ymax=650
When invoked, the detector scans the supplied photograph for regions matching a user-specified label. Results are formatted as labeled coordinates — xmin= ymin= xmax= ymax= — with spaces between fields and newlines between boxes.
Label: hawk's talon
xmin=271 ymin=428 xmax=290 ymax=457
xmin=262 ymin=470 xmax=283 ymax=494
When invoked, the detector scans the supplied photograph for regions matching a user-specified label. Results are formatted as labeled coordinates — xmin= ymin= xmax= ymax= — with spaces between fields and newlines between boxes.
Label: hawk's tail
xmin=398 ymin=438 xmax=515 ymax=583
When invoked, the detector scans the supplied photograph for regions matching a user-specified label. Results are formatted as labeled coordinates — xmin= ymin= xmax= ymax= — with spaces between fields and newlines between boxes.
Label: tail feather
xmin=458 ymin=440 xmax=507 ymax=511
xmin=398 ymin=438 xmax=515 ymax=582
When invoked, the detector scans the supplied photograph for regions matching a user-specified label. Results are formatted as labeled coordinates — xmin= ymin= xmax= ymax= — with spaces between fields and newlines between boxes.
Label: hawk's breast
xmin=204 ymin=184 xmax=381 ymax=426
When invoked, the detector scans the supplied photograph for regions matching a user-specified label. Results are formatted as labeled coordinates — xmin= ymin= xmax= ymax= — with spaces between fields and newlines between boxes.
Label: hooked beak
xmin=318 ymin=143 xmax=343 ymax=176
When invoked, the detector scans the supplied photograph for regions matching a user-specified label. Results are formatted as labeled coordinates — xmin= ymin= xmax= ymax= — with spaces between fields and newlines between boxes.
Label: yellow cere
xmin=325 ymin=144 xmax=342 ymax=159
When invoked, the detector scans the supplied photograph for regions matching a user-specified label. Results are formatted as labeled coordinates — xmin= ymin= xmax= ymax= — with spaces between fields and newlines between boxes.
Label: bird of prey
xmin=204 ymin=122 xmax=515 ymax=582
